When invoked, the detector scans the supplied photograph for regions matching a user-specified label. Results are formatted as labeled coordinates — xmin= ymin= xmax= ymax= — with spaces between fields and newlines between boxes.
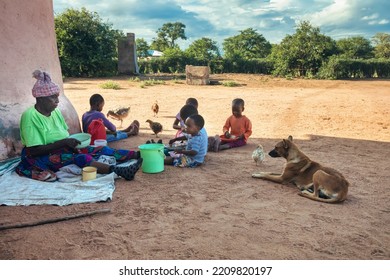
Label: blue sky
xmin=54 ymin=0 xmax=390 ymax=50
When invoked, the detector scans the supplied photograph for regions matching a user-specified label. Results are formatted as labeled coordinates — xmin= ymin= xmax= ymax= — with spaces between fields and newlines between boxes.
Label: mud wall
xmin=0 ymin=0 xmax=81 ymax=161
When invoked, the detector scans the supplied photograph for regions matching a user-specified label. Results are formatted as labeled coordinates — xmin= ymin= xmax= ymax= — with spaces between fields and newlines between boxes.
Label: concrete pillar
xmin=118 ymin=33 xmax=139 ymax=75
xmin=0 ymin=0 xmax=81 ymax=161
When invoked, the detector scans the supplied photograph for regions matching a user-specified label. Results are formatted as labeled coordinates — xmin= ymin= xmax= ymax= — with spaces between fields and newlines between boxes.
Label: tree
xmin=336 ymin=36 xmax=374 ymax=59
xmin=185 ymin=37 xmax=220 ymax=61
xmin=136 ymin=38 xmax=150 ymax=58
xmin=372 ymin=32 xmax=390 ymax=59
xmin=160 ymin=48 xmax=188 ymax=73
xmin=150 ymin=37 xmax=170 ymax=52
xmin=55 ymin=8 xmax=124 ymax=77
xmin=223 ymin=28 xmax=271 ymax=59
xmin=270 ymin=21 xmax=337 ymax=77
xmin=151 ymin=22 xmax=187 ymax=51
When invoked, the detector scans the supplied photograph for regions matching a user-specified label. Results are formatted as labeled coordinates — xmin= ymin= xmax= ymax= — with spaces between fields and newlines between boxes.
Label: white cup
xmin=94 ymin=139 xmax=107 ymax=146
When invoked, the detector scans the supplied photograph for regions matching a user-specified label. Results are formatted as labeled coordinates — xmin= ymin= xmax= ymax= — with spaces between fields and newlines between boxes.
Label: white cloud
xmin=268 ymin=0 xmax=295 ymax=11
xmin=362 ymin=13 xmax=389 ymax=26
xmin=362 ymin=13 xmax=379 ymax=21
xmin=53 ymin=0 xmax=390 ymax=45
xmin=301 ymin=0 xmax=355 ymax=26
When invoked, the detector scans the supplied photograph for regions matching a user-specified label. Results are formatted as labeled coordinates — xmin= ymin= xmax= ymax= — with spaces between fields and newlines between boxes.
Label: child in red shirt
xmin=210 ymin=98 xmax=252 ymax=152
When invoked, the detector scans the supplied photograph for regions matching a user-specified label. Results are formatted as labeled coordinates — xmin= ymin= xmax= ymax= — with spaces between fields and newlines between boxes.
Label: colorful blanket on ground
xmin=0 ymin=158 xmax=115 ymax=206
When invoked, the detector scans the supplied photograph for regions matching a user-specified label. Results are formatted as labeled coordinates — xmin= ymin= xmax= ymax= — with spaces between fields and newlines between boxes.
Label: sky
xmin=53 ymin=0 xmax=390 ymax=50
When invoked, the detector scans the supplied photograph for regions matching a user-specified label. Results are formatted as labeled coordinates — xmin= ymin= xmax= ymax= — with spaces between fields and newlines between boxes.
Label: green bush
xmin=318 ymin=57 xmax=390 ymax=79
xmin=138 ymin=57 xmax=273 ymax=75
xmin=55 ymin=8 xmax=124 ymax=77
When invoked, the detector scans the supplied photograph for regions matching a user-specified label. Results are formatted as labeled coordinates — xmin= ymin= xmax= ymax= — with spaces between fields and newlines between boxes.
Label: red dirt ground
xmin=1 ymin=74 xmax=389 ymax=260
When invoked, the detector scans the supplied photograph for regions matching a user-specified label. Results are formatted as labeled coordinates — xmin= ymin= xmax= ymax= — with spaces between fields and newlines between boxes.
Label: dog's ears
xmin=282 ymin=139 xmax=289 ymax=149
xmin=283 ymin=136 xmax=293 ymax=149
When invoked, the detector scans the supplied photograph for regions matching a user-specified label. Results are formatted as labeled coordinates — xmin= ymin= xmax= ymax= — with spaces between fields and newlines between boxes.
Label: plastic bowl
xmin=94 ymin=139 xmax=107 ymax=146
xmin=68 ymin=133 xmax=91 ymax=148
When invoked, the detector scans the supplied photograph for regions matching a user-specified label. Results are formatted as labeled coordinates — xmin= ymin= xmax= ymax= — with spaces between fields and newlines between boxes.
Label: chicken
xmin=146 ymin=119 xmax=163 ymax=138
xmin=252 ymin=144 xmax=265 ymax=166
xmin=107 ymin=107 xmax=130 ymax=128
xmin=151 ymin=100 xmax=159 ymax=117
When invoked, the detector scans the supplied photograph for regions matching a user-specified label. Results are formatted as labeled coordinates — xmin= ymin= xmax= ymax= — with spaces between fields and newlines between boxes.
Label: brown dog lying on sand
xmin=252 ymin=136 xmax=349 ymax=203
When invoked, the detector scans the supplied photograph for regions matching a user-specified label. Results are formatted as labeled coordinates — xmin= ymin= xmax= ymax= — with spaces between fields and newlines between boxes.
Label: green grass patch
xmin=99 ymin=80 xmax=120 ymax=90
xmin=140 ymin=79 xmax=165 ymax=88
xmin=172 ymin=79 xmax=184 ymax=84
xmin=128 ymin=77 xmax=141 ymax=83
xmin=222 ymin=80 xmax=240 ymax=87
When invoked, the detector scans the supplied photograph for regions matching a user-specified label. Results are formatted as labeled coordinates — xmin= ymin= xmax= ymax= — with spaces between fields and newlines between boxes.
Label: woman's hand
xmin=60 ymin=138 xmax=81 ymax=153
xmin=224 ymin=131 xmax=231 ymax=138
xmin=25 ymin=137 xmax=81 ymax=157
xmin=62 ymin=138 xmax=81 ymax=149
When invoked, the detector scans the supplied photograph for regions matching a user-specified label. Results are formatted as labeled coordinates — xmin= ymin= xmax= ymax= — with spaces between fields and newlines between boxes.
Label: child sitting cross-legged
xmin=82 ymin=94 xmax=139 ymax=143
xmin=165 ymin=105 xmax=208 ymax=167
xmin=209 ymin=98 xmax=252 ymax=152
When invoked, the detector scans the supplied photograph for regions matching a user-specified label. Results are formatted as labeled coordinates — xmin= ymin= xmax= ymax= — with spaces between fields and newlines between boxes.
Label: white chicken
xmin=252 ymin=144 xmax=265 ymax=166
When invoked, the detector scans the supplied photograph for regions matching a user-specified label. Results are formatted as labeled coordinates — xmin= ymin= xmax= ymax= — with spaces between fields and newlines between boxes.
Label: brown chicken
xmin=107 ymin=107 xmax=130 ymax=128
xmin=151 ymin=100 xmax=159 ymax=117
xmin=146 ymin=119 xmax=163 ymax=137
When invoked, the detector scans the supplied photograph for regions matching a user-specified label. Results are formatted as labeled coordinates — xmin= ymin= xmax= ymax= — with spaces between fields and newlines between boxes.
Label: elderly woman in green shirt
xmin=16 ymin=70 xmax=142 ymax=182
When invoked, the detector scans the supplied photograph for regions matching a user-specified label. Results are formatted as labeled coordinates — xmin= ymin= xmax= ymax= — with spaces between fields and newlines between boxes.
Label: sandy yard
xmin=0 ymin=74 xmax=389 ymax=260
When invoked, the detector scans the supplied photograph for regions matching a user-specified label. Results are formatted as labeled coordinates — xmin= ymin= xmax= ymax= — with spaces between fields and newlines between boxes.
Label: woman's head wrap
xmin=31 ymin=70 xmax=60 ymax=98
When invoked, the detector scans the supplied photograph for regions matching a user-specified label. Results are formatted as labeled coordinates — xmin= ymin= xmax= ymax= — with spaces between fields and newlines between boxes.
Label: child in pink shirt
xmin=172 ymin=97 xmax=198 ymax=138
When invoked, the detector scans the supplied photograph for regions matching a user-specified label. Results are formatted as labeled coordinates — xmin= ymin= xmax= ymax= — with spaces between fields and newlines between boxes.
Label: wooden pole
xmin=0 ymin=208 xmax=111 ymax=231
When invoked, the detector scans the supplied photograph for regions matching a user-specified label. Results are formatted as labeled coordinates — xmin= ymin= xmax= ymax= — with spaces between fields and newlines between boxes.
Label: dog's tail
xmin=298 ymin=191 xmax=346 ymax=203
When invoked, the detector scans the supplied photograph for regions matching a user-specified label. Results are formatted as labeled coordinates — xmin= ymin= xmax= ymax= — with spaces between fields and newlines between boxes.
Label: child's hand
xmin=168 ymin=139 xmax=176 ymax=145
xmin=173 ymin=147 xmax=184 ymax=154
xmin=224 ymin=131 xmax=231 ymax=138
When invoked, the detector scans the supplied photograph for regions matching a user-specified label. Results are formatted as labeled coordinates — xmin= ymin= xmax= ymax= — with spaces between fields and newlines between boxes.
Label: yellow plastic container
xmin=82 ymin=166 xmax=97 ymax=181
